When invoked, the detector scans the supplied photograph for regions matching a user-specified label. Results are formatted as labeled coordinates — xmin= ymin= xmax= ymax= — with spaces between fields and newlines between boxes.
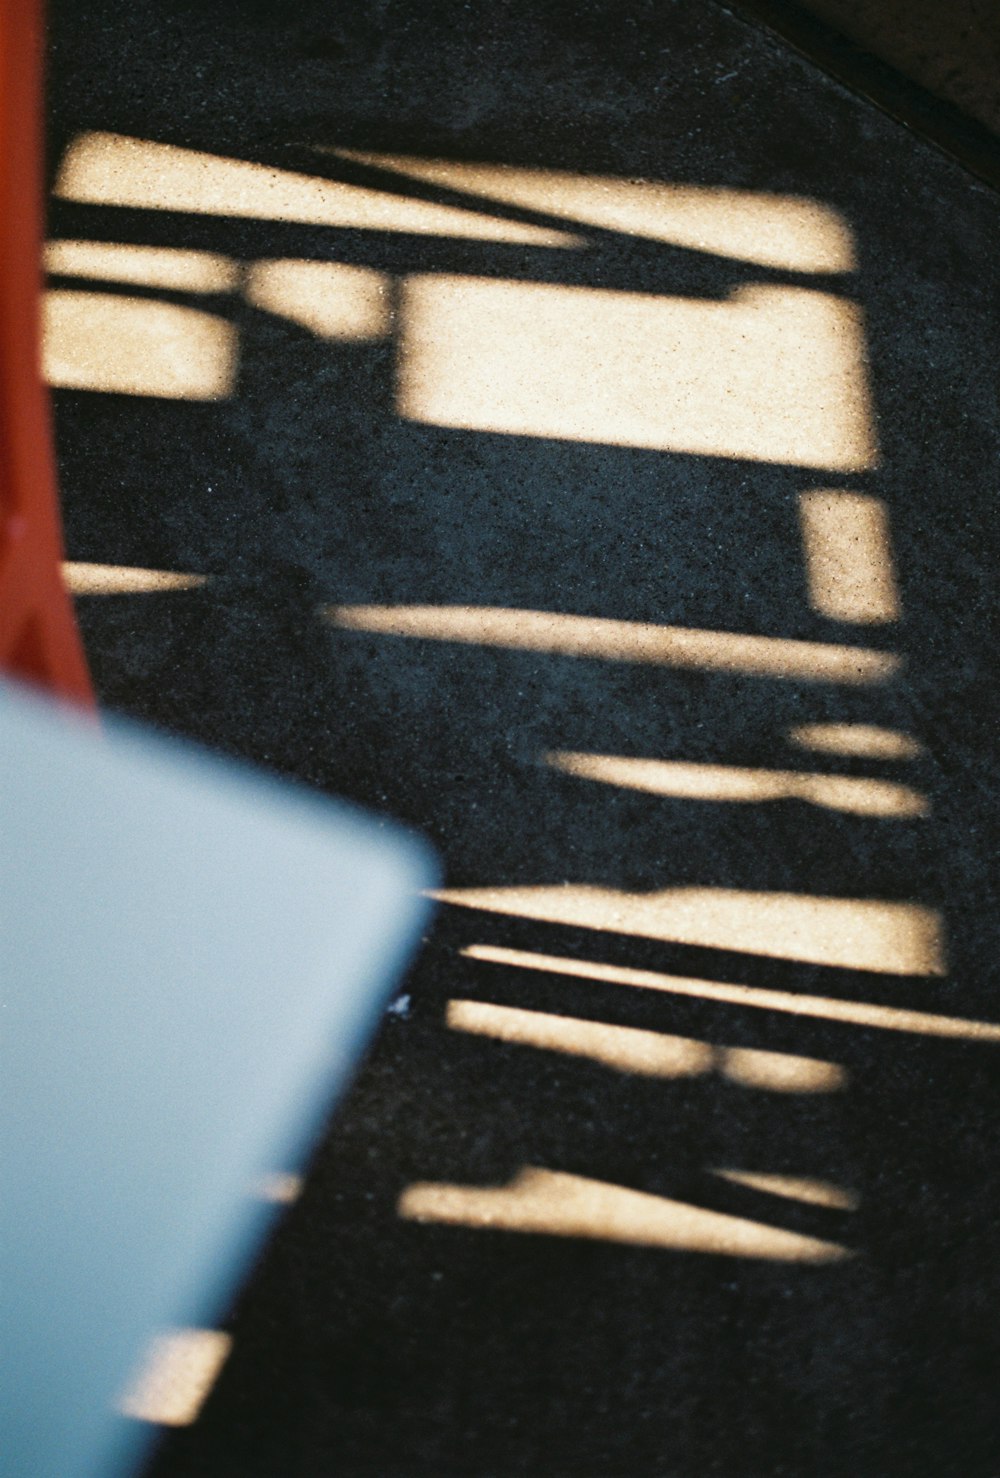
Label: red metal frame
xmin=0 ymin=0 xmax=94 ymax=705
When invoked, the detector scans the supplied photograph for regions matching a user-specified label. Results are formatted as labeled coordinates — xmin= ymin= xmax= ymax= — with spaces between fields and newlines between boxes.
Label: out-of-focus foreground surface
xmin=44 ymin=1 xmax=1000 ymax=1474
xmin=0 ymin=681 xmax=432 ymax=1478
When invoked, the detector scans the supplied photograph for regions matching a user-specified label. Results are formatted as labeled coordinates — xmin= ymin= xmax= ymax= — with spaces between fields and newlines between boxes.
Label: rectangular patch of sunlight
xmin=398 ymin=1167 xmax=850 ymax=1261
xmin=547 ymin=750 xmax=927 ymax=817
xmin=712 ymin=1169 xmax=857 ymax=1211
xmin=117 ymin=1328 xmax=231 ymax=1427
xmin=463 ymin=946 xmax=1000 ymax=1041
xmin=788 ymin=723 xmax=923 ymax=760
xmin=44 ymin=291 xmax=236 ymax=400
xmin=44 ymin=239 xmax=239 ymax=292
xmin=398 ymin=277 xmax=878 ymax=470
xmin=62 ymin=563 xmax=208 ymax=595
xmin=440 ymin=886 xmax=944 ymax=976
xmin=799 ymin=490 xmax=900 ymax=624
xmin=447 ymin=998 xmax=845 ymax=1091
xmin=55 ymin=133 xmax=576 ymax=247
xmin=245 ymin=259 xmax=390 ymax=339
xmin=329 ymin=150 xmax=856 ymax=272
xmin=326 ymin=604 xmax=899 ymax=684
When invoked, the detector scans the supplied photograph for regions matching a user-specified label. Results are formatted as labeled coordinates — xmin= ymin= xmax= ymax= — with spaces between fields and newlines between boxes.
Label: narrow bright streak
xmin=788 ymin=723 xmax=923 ymax=761
xmin=462 ymin=945 xmax=999 ymax=1041
xmin=712 ymin=1169 xmax=858 ymax=1211
xmin=44 ymin=239 xmax=239 ymax=292
xmin=63 ymin=587 xmax=899 ymax=691
xmin=55 ymin=133 xmax=576 ymax=246
xmin=118 ymin=1329 xmax=232 ymax=1427
xmin=446 ymin=998 xmax=845 ymax=1091
xmin=439 ymin=886 xmax=945 ymax=976
xmin=547 ymin=750 xmax=927 ymax=818
xmin=399 ymin=1167 xmax=851 ymax=1261
xmin=62 ymin=563 xmax=208 ymax=595
xmin=329 ymin=150 xmax=857 ymax=272
xmin=326 ymin=604 xmax=899 ymax=684
xmin=799 ymin=490 xmax=900 ymax=624
xmin=447 ymin=996 xmax=713 ymax=1077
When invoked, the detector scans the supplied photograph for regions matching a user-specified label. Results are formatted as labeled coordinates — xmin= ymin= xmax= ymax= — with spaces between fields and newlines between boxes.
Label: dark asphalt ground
xmin=45 ymin=2 xmax=1000 ymax=1474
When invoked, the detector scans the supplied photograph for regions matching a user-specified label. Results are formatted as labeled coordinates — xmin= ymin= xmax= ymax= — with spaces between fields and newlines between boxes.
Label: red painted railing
xmin=0 ymin=0 xmax=93 ymax=705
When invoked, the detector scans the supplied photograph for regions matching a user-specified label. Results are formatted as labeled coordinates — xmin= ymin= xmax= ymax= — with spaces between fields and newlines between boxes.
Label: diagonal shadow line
xmin=46 ymin=198 xmax=842 ymax=302
xmin=47 ymin=143 xmax=855 ymax=297
xmin=424 ymin=948 xmax=1000 ymax=1072
xmin=43 ymin=274 xmax=238 ymax=311
xmin=424 ymin=906 xmax=979 ymax=1021
xmin=284 ymin=143 xmax=856 ymax=288
xmin=64 ymin=120 xmax=858 ymax=285
xmin=43 ymin=202 xmax=788 ymax=302
xmin=396 ymin=1154 xmax=860 ymax=1251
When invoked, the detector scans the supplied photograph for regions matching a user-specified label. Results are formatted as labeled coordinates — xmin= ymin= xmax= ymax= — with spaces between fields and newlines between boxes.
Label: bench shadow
xmin=43 ymin=0 xmax=1000 ymax=1474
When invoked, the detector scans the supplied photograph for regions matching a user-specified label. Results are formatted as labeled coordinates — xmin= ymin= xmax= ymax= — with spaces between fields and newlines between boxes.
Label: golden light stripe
xmin=461 ymin=945 xmax=1000 ymax=1041
xmin=327 ymin=604 xmax=899 ymax=684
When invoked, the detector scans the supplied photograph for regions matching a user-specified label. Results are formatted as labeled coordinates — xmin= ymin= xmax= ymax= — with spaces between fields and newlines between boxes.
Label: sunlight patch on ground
xmin=719 ymin=1045 xmax=846 ymax=1092
xmin=399 ymin=278 xmax=877 ymax=469
xmin=799 ymin=490 xmax=900 ymax=623
xmin=43 ymin=291 xmax=236 ymax=400
xmin=547 ymin=750 xmax=926 ymax=817
xmin=462 ymin=945 xmax=997 ymax=1040
xmin=446 ymin=998 xmax=846 ymax=1090
xmin=55 ymin=133 xmax=576 ymax=246
xmin=327 ymin=604 xmax=899 ymax=683
xmin=788 ymin=723 xmax=923 ymax=760
xmin=328 ymin=150 xmax=856 ymax=272
xmin=399 ymin=1167 xmax=851 ymax=1261
xmin=44 ymin=239 xmax=239 ymax=292
xmin=62 ymin=563 xmax=208 ymax=595
xmin=712 ymin=1169 xmax=858 ymax=1211
xmin=438 ymin=886 xmax=944 ymax=975
xmin=244 ymin=260 xmax=391 ymax=339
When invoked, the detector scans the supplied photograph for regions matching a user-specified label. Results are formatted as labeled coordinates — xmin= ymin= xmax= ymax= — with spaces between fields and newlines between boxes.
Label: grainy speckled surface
xmin=45 ymin=2 xmax=1000 ymax=1474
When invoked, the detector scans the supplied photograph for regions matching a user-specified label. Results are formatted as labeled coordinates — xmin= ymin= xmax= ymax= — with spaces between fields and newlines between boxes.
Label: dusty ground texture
xmin=45 ymin=1 xmax=1000 ymax=1474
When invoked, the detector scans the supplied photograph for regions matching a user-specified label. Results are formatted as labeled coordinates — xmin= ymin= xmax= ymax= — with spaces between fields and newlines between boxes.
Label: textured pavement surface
xmin=45 ymin=2 xmax=1000 ymax=1474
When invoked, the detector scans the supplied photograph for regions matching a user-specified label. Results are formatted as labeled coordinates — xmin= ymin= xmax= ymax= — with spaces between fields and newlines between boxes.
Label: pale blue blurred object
xmin=0 ymin=680 xmax=436 ymax=1478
